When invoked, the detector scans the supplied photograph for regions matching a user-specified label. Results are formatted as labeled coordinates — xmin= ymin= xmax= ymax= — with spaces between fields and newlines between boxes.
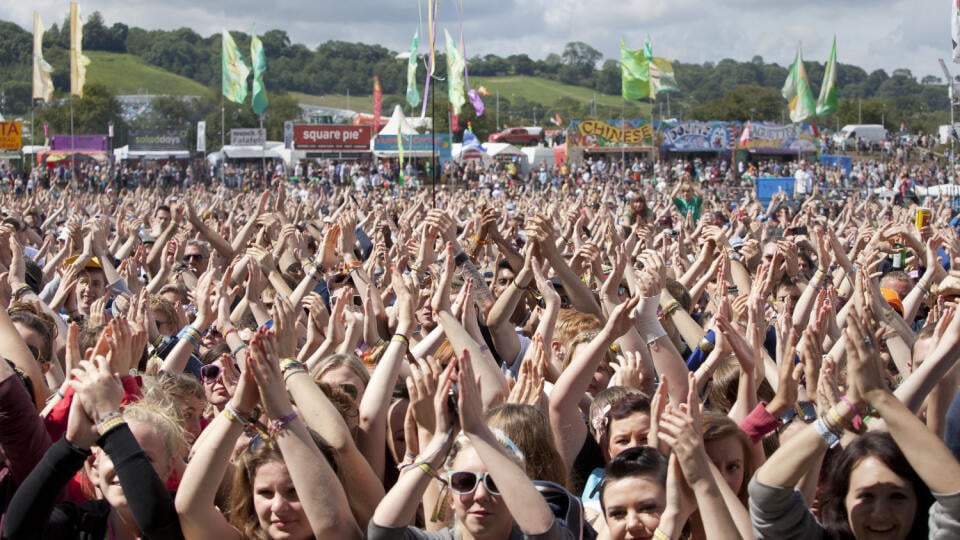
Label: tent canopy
xmin=452 ymin=143 xmax=491 ymax=163
xmin=378 ymin=105 xmax=418 ymax=136
xmin=114 ymin=145 xmax=190 ymax=161
xmin=485 ymin=142 xmax=523 ymax=157
xmin=221 ymin=141 xmax=285 ymax=159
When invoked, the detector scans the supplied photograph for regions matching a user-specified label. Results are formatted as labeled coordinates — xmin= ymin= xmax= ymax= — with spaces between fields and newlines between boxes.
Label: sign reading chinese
xmin=230 ymin=128 xmax=266 ymax=146
xmin=567 ymin=119 xmax=654 ymax=148
xmin=0 ymin=121 xmax=22 ymax=151
xmin=293 ymin=125 xmax=372 ymax=150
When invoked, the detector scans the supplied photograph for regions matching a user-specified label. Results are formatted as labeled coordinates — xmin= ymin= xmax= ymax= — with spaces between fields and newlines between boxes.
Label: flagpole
xmin=70 ymin=95 xmax=75 ymax=183
xmin=260 ymin=114 xmax=265 ymax=183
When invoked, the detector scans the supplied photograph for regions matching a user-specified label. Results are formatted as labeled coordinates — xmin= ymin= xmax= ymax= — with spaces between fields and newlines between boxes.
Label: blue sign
xmin=820 ymin=154 xmax=852 ymax=176
xmin=756 ymin=176 xmax=794 ymax=205
xmin=375 ymin=134 xmax=452 ymax=164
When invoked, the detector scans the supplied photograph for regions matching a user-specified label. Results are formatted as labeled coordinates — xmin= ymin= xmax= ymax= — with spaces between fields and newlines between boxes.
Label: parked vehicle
xmin=832 ymin=124 xmax=887 ymax=148
xmin=488 ymin=126 xmax=543 ymax=146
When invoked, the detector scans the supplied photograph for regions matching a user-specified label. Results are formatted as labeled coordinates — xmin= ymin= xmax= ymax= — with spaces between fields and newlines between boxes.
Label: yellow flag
xmin=33 ymin=12 xmax=54 ymax=102
xmin=70 ymin=3 xmax=90 ymax=97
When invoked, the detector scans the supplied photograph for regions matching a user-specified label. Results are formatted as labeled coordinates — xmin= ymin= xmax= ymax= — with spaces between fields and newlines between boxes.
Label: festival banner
xmin=293 ymin=125 xmax=372 ymax=150
xmin=660 ymin=121 xmax=734 ymax=151
xmin=230 ymin=128 xmax=266 ymax=146
xmin=566 ymin=119 xmax=654 ymax=148
xmin=129 ymin=130 xmax=188 ymax=151
xmin=50 ymin=134 xmax=107 ymax=151
xmin=222 ymin=30 xmax=250 ymax=104
xmin=250 ymin=34 xmax=268 ymax=115
xmin=736 ymin=122 xmax=819 ymax=152
xmin=69 ymin=2 xmax=91 ymax=97
xmin=0 ymin=121 xmax=23 ymax=151
xmin=32 ymin=12 xmax=54 ymax=102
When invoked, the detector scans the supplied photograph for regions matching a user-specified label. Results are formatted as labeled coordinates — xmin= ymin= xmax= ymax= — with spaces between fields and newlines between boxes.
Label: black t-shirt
xmin=569 ymin=430 xmax=604 ymax=496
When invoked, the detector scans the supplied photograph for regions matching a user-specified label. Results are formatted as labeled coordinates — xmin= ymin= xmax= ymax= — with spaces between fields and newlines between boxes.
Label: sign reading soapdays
xmin=293 ymin=125 xmax=372 ymax=150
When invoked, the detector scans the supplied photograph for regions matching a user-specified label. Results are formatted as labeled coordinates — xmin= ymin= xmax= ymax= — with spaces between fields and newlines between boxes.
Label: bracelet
xmin=13 ymin=284 xmax=32 ymax=298
xmin=472 ymin=235 xmax=487 ymax=246
xmin=917 ymin=280 xmax=931 ymax=297
xmin=653 ymin=528 xmax=672 ymax=540
xmin=282 ymin=367 xmax=307 ymax=382
xmin=268 ymin=411 xmax=299 ymax=437
xmin=279 ymin=357 xmax=300 ymax=370
xmin=231 ymin=343 xmax=249 ymax=356
xmin=510 ymin=279 xmax=525 ymax=291
xmin=222 ymin=327 xmax=238 ymax=339
xmin=415 ymin=461 xmax=443 ymax=481
xmin=224 ymin=402 xmax=252 ymax=426
xmin=661 ymin=300 xmax=681 ymax=317
xmin=391 ymin=334 xmax=409 ymax=346
xmin=839 ymin=396 xmax=866 ymax=432
xmin=814 ymin=417 xmax=842 ymax=448
xmin=697 ymin=336 xmax=715 ymax=354
xmin=178 ymin=324 xmax=202 ymax=346
xmin=96 ymin=410 xmax=126 ymax=436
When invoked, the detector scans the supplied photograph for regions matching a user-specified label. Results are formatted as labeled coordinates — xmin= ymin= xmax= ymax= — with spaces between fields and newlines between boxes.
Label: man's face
xmin=154 ymin=209 xmax=172 ymax=231
xmin=76 ymin=269 xmax=106 ymax=315
xmin=183 ymin=245 xmax=208 ymax=273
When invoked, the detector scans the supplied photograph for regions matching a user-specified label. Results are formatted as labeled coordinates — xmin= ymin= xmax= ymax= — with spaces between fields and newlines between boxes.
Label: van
xmin=832 ymin=124 xmax=887 ymax=148
xmin=939 ymin=124 xmax=960 ymax=145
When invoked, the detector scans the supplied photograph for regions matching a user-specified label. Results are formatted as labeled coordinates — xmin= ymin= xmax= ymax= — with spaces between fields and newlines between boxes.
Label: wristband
xmin=97 ymin=411 xmax=127 ymax=437
xmin=224 ymin=401 xmax=252 ymax=426
xmin=268 ymin=411 xmax=299 ymax=437
xmin=839 ymin=396 xmax=865 ymax=432
xmin=222 ymin=327 xmax=238 ymax=339
xmin=391 ymin=334 xmax=409 ymax=346
xmin=635 ymin=293 xmax=667 ymax=343
xmin=814 ymin=417 xmax=841 ymax=448
xmin=653 ymin=529 xmax=672 ymax=540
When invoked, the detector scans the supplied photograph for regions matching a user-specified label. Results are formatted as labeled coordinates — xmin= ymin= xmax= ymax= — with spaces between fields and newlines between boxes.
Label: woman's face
xmin=602 ymin=475 xmax=666 ymax=540
xmin=449 ymin=447 xmax=512 ymax=539
xmin=319 ymin=365 xmax=367 ymax=405
xmin=844 ymin=456 xmax=917 ymax=540
xmin=587 ymin=358 xmax=612 ymax=396
xmin=96 ymin=421 xmax=173 ymax=509
xmin=13 ymin=321 xmax=46 ymax=370
xmin=203 ymin=357 xmax=238 ymax=408
xmin=704 ymin=434 xmax=745 ymax=495
xmin=253 ymin=460 xmax=312 ymax=540
xmin=180 ymin=395 xmax=206 ymax=443
xmin=606 ymin=412 xmax=651 ymax=462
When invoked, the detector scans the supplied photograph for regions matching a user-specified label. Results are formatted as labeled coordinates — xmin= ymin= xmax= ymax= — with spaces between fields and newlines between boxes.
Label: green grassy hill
xmin=293 ymin=76 xmax=650 ymax=116
xmin=86 ymin=51 xmax=210 ymax=96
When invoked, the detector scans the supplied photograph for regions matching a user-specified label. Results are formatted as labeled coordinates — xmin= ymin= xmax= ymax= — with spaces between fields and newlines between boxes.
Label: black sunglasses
xmin=447 ymin=470 xmax=500 ymax=496
xmin=183 ymin=253 xmax=206 ymax=262
xmin=200 ymin=362 xmax=239 ymax=384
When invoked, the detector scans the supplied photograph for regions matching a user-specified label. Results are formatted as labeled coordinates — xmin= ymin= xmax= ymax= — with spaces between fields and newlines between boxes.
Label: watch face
xmin=780 ymin=407 xmax=799 ymax=425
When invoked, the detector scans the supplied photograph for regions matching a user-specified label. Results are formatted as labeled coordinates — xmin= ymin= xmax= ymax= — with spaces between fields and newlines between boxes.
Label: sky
xmin=7 ymin=0 xmax=953 ymax=82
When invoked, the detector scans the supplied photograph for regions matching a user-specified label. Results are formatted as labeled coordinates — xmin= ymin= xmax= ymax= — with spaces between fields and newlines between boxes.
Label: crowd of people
xmin=0 ymin=150 xmax=959 ymax=540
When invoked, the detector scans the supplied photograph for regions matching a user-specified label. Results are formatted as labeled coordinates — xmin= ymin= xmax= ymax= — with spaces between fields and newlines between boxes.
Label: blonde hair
xmin=485 ymin=404 xmax=567 ymax=487
xmin=122 ymin=398 xmax=189 ymax=462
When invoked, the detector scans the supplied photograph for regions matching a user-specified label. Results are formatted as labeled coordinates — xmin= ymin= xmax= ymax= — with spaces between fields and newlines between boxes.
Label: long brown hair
xmin=485 ymin=403 xmax=568 ymax=487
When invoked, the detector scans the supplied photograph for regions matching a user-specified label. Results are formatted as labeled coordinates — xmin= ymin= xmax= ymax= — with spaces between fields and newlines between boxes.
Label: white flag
xmin=196 ymin=121 xmax=206 ymax=153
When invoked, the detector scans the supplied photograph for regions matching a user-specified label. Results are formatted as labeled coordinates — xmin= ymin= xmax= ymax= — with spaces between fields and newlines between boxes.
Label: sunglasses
xmin=447 ymin=470 xmax=500 ymax=496
xmin=200 ymin=363 xmax=239 ymax=384
xmin=183 ymin=253 xmax=206 ymax=262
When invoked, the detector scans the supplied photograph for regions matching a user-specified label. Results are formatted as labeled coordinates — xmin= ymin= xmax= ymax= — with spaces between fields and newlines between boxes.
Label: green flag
xmin=222 ymin=30 xmax=250 ymax=104
xmin=444 ymin=29 xmax=465 ymax=115
xmin=644 ymin=34 xmax=654 ymax=60
xmin=405 ymin=32 xmax=420 ymax=108
xmin=251 ymin=35 xmax=268 ymax=114
xmin=621 ymin=38 xmax=650 ymax=100
xmin=781 ymin=46 xmax=816 ymax=123
xmin=816 ymin=36 xmax=838 ymax=116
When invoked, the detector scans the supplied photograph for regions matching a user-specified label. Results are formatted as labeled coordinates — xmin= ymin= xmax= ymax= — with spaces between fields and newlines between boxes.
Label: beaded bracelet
xmin=96 ymin=410 xmax=126 ymax=436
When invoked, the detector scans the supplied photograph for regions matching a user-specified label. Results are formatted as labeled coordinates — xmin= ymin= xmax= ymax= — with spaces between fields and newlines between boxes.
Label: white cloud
xmin=7 ymin=0 xmax=948 ymax=81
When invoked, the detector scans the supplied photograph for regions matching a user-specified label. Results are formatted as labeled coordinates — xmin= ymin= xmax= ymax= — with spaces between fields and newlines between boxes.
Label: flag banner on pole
xmin=816 ymin=36 xmax=839 ymax=116
xmin=397 ymin=129 xmax=405 ymax=185
xmin=782 ymin=47 xmax=816 ymax=123
xmin=373 ymin=75 xmax=383 ymax=132
xmin=739 ymin=121 xmax=751 ymax=147
xmin=197 ymin=121 xmax=206 ymax=153
xmin=33 ymin=12 xmax=54 ymax=102
xmin=251 ymin=35 xmax=268 ymax=115
xmin=650 ymin=57 xmax=679 ymax=96
xmin=222 ymin=30 xmax=250 ymax=104
xmin=953 ymin=0 xmax=960 ymax=62
xmin=621 ymin=38 xmax=650 ymax=100
xmin=69 ymin=2 xmax=90 ymax=97
xmin=405 ymin=31 xmax=420 ymax=107
xmin=444 ymin=29 xmax=466 ymax=115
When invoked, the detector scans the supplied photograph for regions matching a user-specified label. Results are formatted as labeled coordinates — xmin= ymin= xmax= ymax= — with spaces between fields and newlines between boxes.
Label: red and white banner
xmin=293 ymin=125 xmax=372 ymax=150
